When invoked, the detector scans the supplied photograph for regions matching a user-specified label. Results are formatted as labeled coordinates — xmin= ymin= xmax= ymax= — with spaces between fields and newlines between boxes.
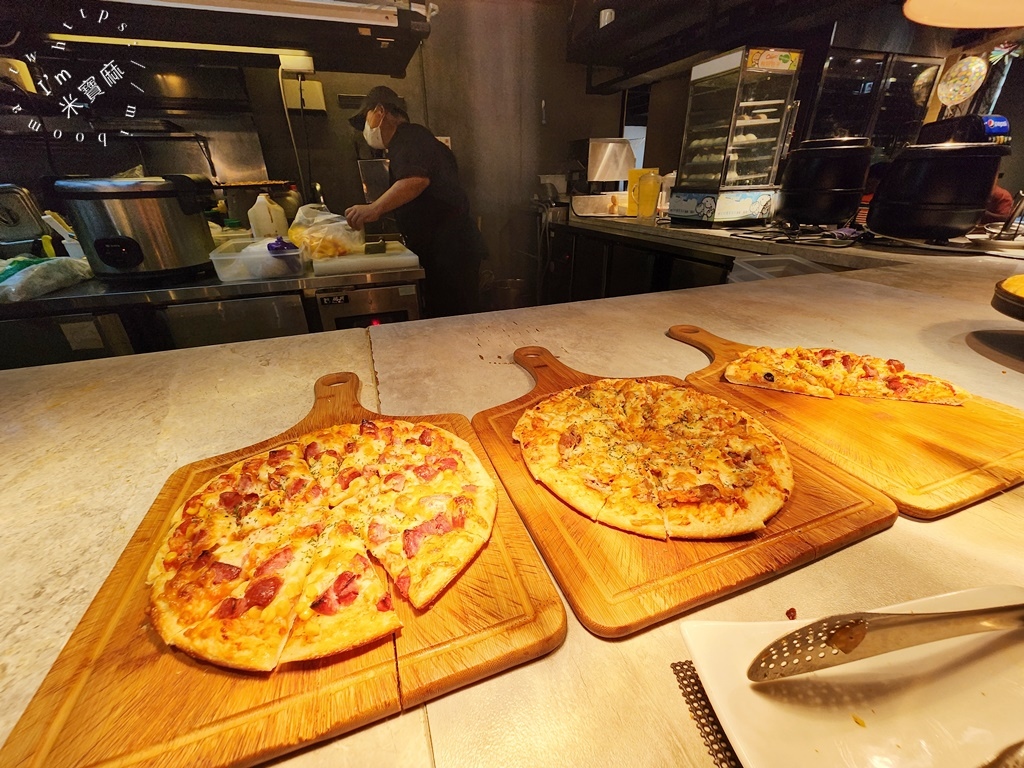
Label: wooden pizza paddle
xmin=667 ymin=324 xmax=1024 ymax=518
xmin=472 ymin=347 xmax=897 ymax=638
xmin=1 ymin=372 xmax=565 ymax=768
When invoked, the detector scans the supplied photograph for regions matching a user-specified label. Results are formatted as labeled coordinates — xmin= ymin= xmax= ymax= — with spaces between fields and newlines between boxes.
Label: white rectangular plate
xmin=680 ymin=585 xmax=1024 ymax=768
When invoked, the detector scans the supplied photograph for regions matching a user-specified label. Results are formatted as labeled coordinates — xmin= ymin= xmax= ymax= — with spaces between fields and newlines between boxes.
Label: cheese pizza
xmin=148 ymin=420 xmax=496 ymax=671
xmin=512 ymin=378 xmax=794 ymax=540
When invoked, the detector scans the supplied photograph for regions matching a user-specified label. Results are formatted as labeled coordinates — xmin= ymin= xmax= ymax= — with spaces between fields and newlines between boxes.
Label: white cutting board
xmin=312 ymin=242 xmax=420 ymax=276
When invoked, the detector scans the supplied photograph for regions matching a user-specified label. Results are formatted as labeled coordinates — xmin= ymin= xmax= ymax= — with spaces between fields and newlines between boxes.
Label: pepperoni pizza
xmin=148 ymin=420 xmax=497 ymax=671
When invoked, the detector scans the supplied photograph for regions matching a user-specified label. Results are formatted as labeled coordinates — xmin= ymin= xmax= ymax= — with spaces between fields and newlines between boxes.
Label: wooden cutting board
xmin=668 ymin=325 xmax=1024 ymax=519
xmin=2 ymin=373 xmax=566 ymax=768
xmin=471 ymin=347 xmax=897 ymax=638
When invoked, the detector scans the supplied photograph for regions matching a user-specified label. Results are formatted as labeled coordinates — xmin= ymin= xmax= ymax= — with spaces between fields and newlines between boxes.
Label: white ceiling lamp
xmin=903 ymin=0 xmax=1024 ymax=28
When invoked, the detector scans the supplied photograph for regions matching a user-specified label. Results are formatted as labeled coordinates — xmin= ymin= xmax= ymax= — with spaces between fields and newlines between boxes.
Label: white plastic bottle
xmin=248 ymin=193 xmax=288 ymax=238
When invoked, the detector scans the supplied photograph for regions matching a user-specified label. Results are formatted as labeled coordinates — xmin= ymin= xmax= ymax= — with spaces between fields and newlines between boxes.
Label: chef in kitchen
xmin=345 ymin=85 xmax=487 ymax=317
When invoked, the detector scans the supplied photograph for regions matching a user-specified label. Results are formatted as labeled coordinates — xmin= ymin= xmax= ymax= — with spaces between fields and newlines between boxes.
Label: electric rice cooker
xmin=54 ymin=175 xmax=215 ymax=279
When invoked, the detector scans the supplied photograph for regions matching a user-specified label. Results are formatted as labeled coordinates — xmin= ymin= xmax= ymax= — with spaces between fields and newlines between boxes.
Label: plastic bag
xmin=0 ymin=257 xmax=93 ymax=303
xmin=300 ymin=218 xmax=365 ymax=260
xmin=286 ymin=203 xmax=341 ymax=248
xmin=0 ymin=256 xmax=49 ymax=283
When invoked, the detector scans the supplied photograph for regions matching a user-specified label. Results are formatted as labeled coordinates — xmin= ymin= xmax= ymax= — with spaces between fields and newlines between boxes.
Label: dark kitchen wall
xmin=994 ymin=60 xmax=1024 ymax=196
xmin=609 ymin=2 xmax=962 ymax=180
xmin=245 ymin=0 xmax=621 ymax=287
xmin=643 ymin=76 xmax=689 ymax=178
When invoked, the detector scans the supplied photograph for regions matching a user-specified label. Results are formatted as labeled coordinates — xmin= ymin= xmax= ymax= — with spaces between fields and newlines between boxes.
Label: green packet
xmin=0 ymin=257 xmax=50 ymax=284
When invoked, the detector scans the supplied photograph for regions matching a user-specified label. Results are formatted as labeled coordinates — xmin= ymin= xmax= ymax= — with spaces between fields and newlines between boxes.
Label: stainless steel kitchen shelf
xmin=0 ymin=266 xmax=425 ymax=318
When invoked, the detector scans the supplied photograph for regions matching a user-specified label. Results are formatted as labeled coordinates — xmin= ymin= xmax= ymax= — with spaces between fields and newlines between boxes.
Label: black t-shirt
xmin=386 ymin=122 xmax=471 ymax=253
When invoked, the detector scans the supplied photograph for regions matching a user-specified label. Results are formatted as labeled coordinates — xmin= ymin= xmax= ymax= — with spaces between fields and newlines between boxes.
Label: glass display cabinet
xmin=669 ymin=46 xmax=802 ymax=227
xmin=807 ymin=49 xmax=942 ymax=156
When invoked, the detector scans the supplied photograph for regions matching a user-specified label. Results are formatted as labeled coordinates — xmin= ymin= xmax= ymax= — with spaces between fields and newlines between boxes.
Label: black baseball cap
xmin=348 ymin=86 xmax=407 ymax=129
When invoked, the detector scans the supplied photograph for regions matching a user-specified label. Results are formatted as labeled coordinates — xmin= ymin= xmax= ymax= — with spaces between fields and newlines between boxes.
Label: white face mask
xmin=363 ymin=108 xmax=386 ymax=150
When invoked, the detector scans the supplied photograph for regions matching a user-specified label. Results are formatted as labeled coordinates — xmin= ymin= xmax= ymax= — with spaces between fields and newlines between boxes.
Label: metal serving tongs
xmin=747 ymin=602 xmax=1024 ymax=682
xmin=991 ymin=191 xmax=1024 ymax=241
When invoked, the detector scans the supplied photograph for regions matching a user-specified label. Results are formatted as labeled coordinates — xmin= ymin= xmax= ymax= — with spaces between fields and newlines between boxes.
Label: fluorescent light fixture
xmin=47 ymin=32 xmax=311 ymax=56
xmin=103 ymin=0 xmax=398 ymax=26
xmin=903 ymin=0 xmax=1024 ymax=28
xmin=279 ymin=54 xmax=315 ymax=74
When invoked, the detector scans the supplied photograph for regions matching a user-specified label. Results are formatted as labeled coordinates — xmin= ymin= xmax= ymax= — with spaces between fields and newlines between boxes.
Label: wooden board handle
xmin=312 ymin=371 xmax=361 ymax=404
xmin=513 ymin=346 xmax=595 ymax=391
xmin=666 ymin=325 xmax=750 ymax=365
xmin=294 ymin=372 xmax=378 ymax=432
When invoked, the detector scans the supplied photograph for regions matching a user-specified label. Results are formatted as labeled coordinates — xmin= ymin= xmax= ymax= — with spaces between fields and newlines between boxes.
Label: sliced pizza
xmin=838 ymin=353 xmax=968 ymax=404
xmin=280 ymin=519 xmax=401 ymax=663
xmin=724 ymin=346 xmax=836 ymax=399
xmin=172 ymin=530 xmax=318 ymax=672
xmin=724 ymin=345 xmax=968 ymax=405
xmin=513 ymin=379 xmax=794 ymax=540
xmin=360 ymin=421 xmax=496 ymax=608
xmin=148 ymin=417 xmax=498 ymax=670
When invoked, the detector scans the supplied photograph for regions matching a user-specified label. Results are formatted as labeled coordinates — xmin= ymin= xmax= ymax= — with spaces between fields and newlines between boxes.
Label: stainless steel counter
xmin=0 ymin=263 xmax=426 ymax=369
xmin=0 ymin=264 xmax=425 ymax=319
xmin=564 ymin=214 xmax=1024 ymax=270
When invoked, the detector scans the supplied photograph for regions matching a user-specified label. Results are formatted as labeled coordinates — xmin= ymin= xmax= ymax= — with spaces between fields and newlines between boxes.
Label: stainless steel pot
xmin=54 ymin=175 xmax=215 ymax=279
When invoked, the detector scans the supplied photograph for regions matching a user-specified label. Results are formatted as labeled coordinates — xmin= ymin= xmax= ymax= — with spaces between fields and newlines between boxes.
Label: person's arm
xmin=344 ymin=176 xmax=430 ymax=230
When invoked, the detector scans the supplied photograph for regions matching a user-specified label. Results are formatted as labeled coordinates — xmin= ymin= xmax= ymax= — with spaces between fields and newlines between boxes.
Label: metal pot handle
xmin=162 ymin=174 xmax=214 ymax=216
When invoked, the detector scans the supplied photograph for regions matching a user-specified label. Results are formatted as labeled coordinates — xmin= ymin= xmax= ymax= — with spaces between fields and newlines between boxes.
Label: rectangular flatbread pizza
xmin=723 ymin=346 xmax=968 ymax=405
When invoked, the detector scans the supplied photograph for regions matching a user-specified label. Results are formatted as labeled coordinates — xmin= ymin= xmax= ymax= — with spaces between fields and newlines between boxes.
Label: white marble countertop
xmin=2 ymin=252 xmax=1023 ymax=767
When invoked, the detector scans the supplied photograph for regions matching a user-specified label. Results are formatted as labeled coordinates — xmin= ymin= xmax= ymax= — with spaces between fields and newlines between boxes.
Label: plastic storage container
xmin=210 ymin=237 xmax=305 ymax=282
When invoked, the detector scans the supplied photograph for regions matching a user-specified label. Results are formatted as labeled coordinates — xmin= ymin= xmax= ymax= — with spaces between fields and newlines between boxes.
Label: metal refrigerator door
xmin=159 ymin=295 xmax=308 ymax=348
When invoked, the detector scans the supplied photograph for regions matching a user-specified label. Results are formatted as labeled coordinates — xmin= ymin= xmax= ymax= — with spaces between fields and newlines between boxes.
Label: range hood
xmin=7 ymin=0 xmax=432 ymax=76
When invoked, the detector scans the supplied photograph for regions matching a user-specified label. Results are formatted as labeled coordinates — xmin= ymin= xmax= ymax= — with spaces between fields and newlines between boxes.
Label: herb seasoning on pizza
xmin=724 ymin=346 xmax=969 ymax=405
xmin=147 ymin=419 xmax=497 ymax=672
xmin=512 ymin=378 xmax=794 ymax=540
